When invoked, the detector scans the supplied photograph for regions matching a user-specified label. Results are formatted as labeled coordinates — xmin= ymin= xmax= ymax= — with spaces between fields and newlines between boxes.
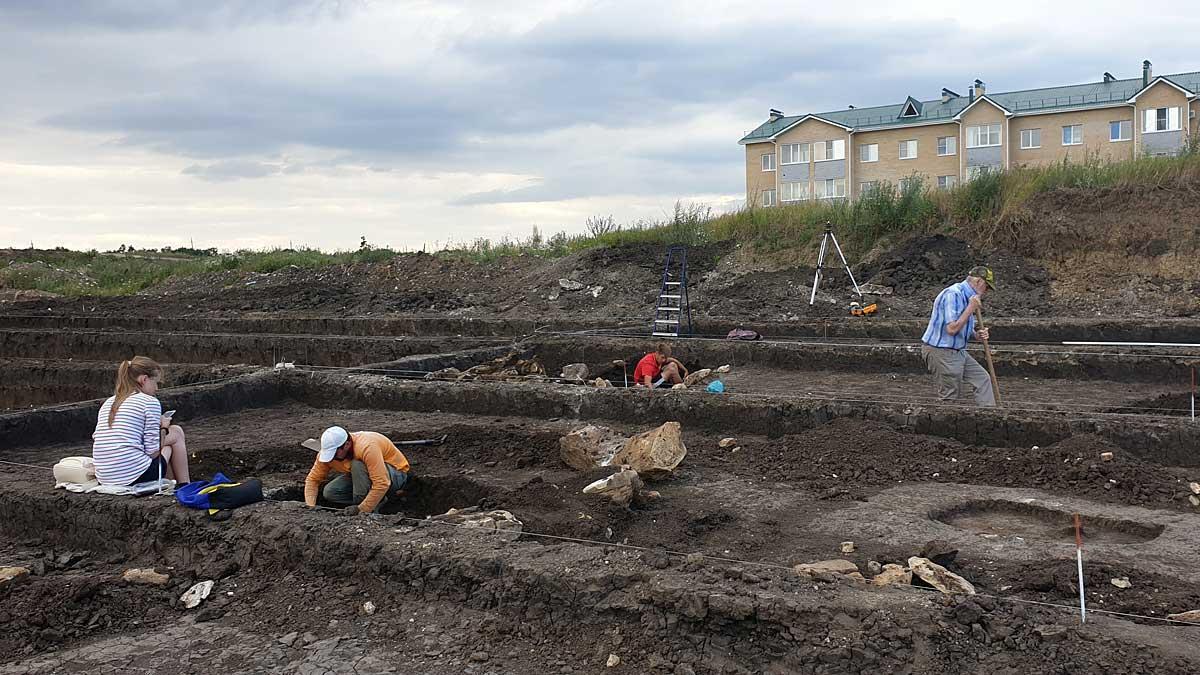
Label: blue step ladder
xmin=652 ymin=245 xmax=693 ymax=337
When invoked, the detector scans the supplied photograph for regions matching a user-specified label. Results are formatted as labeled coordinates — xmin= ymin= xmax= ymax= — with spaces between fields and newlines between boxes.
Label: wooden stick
xmin=975 ymin=307 xmax=1001 ymax=405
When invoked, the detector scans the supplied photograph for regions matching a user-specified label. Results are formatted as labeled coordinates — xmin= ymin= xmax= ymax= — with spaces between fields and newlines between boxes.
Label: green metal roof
xmin=741 ymin=70 xmax=1200 ymax=144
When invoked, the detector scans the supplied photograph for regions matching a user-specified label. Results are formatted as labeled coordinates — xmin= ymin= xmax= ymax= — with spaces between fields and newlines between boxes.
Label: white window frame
xmin=1061 ymin=124 xmax=1082 ymax=146
xmin=814 ymin=139 xmax=845 ymax=162
xmin=937 ymin=136 xmax=957 ymax=156
xmin=937 ymin=175 xmax=957 ymax=190
xmin=761 ymin=188 xmax=776 ymax=207
xmin=1143 ymin=107 xmax=1181 ymax=133
xmin=1019 ymin=128 xmax=1041 ymax=149
xmin=859 ymin=181 xmax=879 ymax=195
xmin=899 ymin=139 xmax=918 ymax=160
xmin=965 ymin=165 xmax=991 ymax=182
xmin=966 ymin=124 xmax=1001 ymax=148
xmin=761 ymin=152 xmax=775 ymax=171
xmin=780 ymin=181 xmax=808 ymax=202
xmin=859 ymin=143 xmax=878 ymax=163
xmin=814 ymin=178 xmax=845 ymax=199
xmin=1109 ymin=120 xmax=1132 ymax=142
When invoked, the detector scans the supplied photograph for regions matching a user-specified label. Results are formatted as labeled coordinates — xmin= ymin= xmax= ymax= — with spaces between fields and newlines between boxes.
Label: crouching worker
xmin=632 ymin=342 xmax=688 ymax=390
xmin=304 ymin=427 xmax=410 ymax=515
xmin=93 ymin=356 xmax=191 ymax=486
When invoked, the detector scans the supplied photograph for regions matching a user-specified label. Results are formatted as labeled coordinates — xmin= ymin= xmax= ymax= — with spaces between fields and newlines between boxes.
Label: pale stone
xmin=908 ymin=557 xmax=975 ymax=595
xmin=560 ymin=363 xmax=589 ymax=382
xmin=1110 ymin=577 xmax=1131 ymax=589
xmin=1190 ymin=482 xmax=1200 ymax=495
xmin=1167 ymin=610 xmax=1200 ymax=623
xmin=592 ymin=377 xmax=611 ymax=388
xmin=122 ymin=568 xmax=169 ymax=586
xmin=610 ymin=422 xmax=687 ymax=479
xmin=840 ymin=541 xmax=856 ymax=554
xmin=871 ymin=564 xmax=912 ymax=587
xmin=0 ymin=566 xmax=30 ymax=589
xmin=866 ymin=561 xmax=883 ymax=575
xmin=606 ymin=654 xmax=621 ymax=668
xmin=362 ymin=601 xmax=376 ymax=615
xmin=583 ymin=469 xmax=643 ymax=507
xmin=1100 ymin=452 xmax=1114 ymax=462
xmin=1189 ymin=495 xmax=1200 ymax=507
xmin=424 ymin=367 xmax=462 ymax=381
xmin=794 ymin=559 xmax=859 ymax=577
xmin=717 ymin=437 xmax=737 ymax=449
xmin=431 ymin=507 xmax=523 ymax=541
xmin=181 ymin=580 xmax=215 ymax=609
xmin=559 ymin=278 xmax=584 ymax=291
xmin=671 ymin=383 xmax=687 ymax=390
xmin=715 ymin=364 xmax=731 ymax=374
xmin=559 ymin=424 xmax=626 ymax=471
xmin=683 ymin=368 xmax=713 ymax=386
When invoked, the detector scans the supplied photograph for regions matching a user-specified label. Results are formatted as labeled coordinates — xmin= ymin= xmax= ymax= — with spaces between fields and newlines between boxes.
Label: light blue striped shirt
xmin=92 ymin=392 xmax=159 ymax=485
xmin=921 ymin=280 xmax=977 ymax=350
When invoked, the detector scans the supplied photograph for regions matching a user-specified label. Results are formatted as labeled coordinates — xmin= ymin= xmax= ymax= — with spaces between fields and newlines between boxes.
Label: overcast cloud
xmin=2 ymin=0 xmax=1199 ymax=251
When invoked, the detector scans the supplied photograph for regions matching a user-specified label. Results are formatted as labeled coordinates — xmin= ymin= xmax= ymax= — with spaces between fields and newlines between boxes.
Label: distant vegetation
xmin=5 ymin=147 xmax=1200 ymax=296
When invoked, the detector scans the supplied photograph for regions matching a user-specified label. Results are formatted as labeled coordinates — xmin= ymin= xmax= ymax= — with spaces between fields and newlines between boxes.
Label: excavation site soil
xmin=2 ymin=184 xmax=1200 ymax=674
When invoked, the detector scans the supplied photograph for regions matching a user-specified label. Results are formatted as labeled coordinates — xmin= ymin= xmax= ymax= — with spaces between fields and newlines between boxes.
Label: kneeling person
xmin=633 ymin=342 xmax=687 ymax=389
xmin=305 ymin=427 xmax=410 ymax=515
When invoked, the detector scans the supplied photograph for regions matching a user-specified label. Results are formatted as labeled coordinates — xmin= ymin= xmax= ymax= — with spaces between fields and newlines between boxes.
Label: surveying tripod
xmin=809 ymin=222 xmax=863 ymax=305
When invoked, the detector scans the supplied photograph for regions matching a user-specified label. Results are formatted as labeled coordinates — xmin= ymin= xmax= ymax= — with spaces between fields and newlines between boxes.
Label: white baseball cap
xmin=319 ymin=426 xmax=349 ymax=462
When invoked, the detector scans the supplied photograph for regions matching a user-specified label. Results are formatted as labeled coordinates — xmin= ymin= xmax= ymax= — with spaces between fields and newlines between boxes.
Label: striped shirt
xmin=921 ymin=280 xmax=977 ymax=350
xmin=92 ymin=392 xmax=160 ymax=485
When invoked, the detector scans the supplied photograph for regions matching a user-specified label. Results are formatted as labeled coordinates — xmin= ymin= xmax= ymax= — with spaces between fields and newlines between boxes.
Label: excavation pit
xmin=933 ymin=499 xmax=1165 ymax=545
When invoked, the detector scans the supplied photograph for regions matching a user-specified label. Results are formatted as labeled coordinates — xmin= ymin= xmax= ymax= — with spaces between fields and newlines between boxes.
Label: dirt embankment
xmin=3 ymin=181 xmax=1199 ymax=321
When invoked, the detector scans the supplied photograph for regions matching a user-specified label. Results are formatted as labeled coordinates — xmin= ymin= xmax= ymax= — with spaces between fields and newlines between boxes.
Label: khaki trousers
xmin=921 ymin=344 xmax=996 ymax=407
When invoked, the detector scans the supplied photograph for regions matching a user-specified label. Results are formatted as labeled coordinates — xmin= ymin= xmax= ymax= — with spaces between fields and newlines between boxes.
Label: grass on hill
xmin=5 ymin=146 xmax=1200 ymax=296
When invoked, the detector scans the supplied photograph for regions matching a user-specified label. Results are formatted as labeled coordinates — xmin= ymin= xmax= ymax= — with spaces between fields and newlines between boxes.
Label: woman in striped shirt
xmin=92 ymin=356 xmax=191 ymax=486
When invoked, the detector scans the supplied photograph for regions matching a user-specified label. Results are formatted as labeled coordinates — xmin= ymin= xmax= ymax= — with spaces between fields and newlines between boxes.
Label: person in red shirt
xmin=632 ymin=343 xmax=688 ymax=389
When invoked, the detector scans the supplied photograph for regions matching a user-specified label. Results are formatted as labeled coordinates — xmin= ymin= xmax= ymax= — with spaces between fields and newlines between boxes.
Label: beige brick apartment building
xmin=741 ymin=61 xmax=1200 ymax=207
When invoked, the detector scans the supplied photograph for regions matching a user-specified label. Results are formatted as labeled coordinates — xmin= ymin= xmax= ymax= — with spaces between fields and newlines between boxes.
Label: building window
xmin=899 ymin=176 xmax=919 ymax=193
xmin=859 ymin=181 xmax=879 ymax=195
xmin=937 ymin=175 xmax=957 ymax=189
xmin=814 ymin=139 xmax=845 ymax=161
xmin=965 ymin=165 xmax=991 ymax=181
xmin=966 ymin=124 xmax=1001 ymax=148
xmin=761 ymin=153 xmax=775 ymax=171
xmin=1062 ymin=124 xmax=1082 ymax=145
xmin=1143 ymin=107 xmax=1181 ymax=132
xmin=859 ymin=143 xmax=878 ymax=163
xmin=899 ymin=139 xmax=918 ymax=160
xmin=937 ymin=136 xmax=957 ymax=156
xmin=1110 ymin=120 xmax=1132 ymax=141
xmin=780 ymin=143 xmax=810 ymax=164
xmin=1019 ymin=128 xmax=1041 ymax=149
xmin=814 ymin=178 xmax=845 ymax=199
xmin=780 ymin=181 xmax=809 ymax=202
xmin=761 ymin=189 xmax=776 ymax=207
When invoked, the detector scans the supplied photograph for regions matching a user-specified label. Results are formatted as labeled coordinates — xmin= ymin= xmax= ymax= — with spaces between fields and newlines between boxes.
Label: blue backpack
xmin=176 ymin=473 xmax=263 ymax=515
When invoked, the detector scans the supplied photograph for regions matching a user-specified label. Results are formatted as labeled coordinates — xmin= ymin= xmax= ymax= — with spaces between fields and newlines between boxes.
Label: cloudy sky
xmin=2 ymin=0 xmax=1199 ymax=252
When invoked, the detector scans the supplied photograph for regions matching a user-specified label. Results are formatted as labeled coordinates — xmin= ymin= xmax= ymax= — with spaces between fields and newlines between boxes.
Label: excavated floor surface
xmin=3 ymin=313 xmax=1200 ymax=673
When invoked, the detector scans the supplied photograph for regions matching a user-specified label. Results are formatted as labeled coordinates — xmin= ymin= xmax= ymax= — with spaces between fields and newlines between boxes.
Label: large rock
xmin=871 ymin=563 xmax=912 ymax=587
xmin=794 ymin=559 xmax=859 ymax=577
xmin=559 ymin=425 xmax=627 ymax=471
xmin=560 ymin=363 xmax=589 ymax=382
xmin=582 ymin=469 xmax=644 ymax=507
xmin=611 ymin=422 xmax=687 ymax=478
xmin=1167 ymin=610 xmax=1200 ymax=624
xmin=908 ymin=556 xmax=975 ymax=595
xmin=431 ymin=506 xmax=523 ymax=541
xmin=683 ymin=368 xmax=713 ymax=387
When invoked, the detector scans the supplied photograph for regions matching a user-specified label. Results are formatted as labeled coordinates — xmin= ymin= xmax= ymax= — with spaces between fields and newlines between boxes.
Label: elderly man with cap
xmin=920 ymin=266 xmax=996 ymax=407
xmin=304 ymin=426 xmax=411 ymax=515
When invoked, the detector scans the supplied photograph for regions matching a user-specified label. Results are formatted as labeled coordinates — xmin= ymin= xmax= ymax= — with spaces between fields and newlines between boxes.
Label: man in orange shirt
xmin=632 ymin=342 xmax=687 ymax=390
xmin=304 ymin=426 xmax=411 ymax=515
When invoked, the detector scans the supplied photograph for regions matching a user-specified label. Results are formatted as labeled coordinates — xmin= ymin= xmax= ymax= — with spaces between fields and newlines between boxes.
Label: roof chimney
xmin=941 ymin=88 xmax=960 ymax=103
xmin=848 ymin=105 xmax=855 ymax=109
xmin=1103 ymin=71 xmax=1116 ymax=83
xmin=968 ymin=86 xmax=975 ymax=103
xmin=974 ymin=79 xmax=986 ymax=96
xmin=1142 ymin=60 xmax=1153 ymax=87
xmin=768 ymin=108 xmax=784 ymax=122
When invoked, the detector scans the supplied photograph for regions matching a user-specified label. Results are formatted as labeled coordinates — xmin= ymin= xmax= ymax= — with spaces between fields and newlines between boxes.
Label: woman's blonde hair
xmin=109 ymin=356 xmax=162 ymax=427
